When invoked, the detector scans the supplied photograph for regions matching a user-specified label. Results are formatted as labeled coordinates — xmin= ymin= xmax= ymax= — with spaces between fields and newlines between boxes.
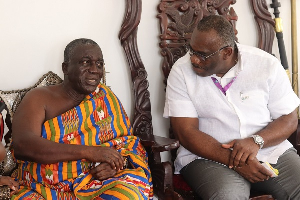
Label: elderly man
xmin=164 ymin=15 xmax=300 ymax=199
xmin=12 ymin=38 xmax=152 ymax=199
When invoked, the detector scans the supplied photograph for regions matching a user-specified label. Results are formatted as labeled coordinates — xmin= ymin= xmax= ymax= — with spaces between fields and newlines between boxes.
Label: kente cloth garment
xmin=12 ymin=84 xmax=153 ymax=200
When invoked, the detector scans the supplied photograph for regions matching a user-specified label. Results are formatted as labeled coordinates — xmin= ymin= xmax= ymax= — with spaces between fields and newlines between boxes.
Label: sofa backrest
xmin=0 ymin=71 xmax=63 ymax=149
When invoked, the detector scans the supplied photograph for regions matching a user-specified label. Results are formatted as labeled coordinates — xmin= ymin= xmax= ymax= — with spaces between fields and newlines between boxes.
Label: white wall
xmin=0 ymin=1 xmax=299 ymax=162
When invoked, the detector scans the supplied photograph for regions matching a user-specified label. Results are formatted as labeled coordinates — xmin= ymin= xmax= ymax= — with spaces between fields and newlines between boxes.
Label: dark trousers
xmin=180 ymin=148 xmax=300 ymax=200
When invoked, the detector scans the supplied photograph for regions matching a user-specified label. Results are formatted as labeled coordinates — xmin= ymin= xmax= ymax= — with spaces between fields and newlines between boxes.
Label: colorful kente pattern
xmin=12 ymin=84 xmax=153 ymax=200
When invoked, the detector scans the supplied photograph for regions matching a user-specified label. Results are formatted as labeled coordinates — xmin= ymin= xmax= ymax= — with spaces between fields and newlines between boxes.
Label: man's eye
xmin=96 ymin=61 xmax=104 ymax=67
xmin=82 ymin=60 xmax=90 ymax=65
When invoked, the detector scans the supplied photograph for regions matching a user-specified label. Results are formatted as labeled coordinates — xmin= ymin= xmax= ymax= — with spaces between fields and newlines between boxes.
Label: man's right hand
xmin=87 ymin=146 xmax=124 ymax=171
xmin=234 ymin=158 xmax=273 ymax=183
xmin=89 ymin=162 xmax=118 ymax=180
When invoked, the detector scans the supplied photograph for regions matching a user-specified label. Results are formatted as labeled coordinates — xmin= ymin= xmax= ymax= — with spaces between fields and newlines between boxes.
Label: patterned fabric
xmin=12 ymin=84 xmax=153 ymax=200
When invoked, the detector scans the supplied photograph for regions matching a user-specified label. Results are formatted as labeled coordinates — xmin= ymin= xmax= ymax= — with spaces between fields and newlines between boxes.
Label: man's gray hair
xmin=196 ymin=15 xmax=236 ymax=48
xmin=64 ymin=38 xmax=99 ymax=63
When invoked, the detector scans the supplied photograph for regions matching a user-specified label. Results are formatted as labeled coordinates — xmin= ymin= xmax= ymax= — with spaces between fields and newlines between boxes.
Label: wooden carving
xmin=119 ymin=1 xmax=181 ymax=199
xmin=158 ymin=0 xmax=202 ymax=86
xmin=119 ymin=0 xmax=153 ymax=138
xmin=157 ymin=0 xmax=238 ymax=86
xmin=250 ymin=0 xmax=275 ymax=54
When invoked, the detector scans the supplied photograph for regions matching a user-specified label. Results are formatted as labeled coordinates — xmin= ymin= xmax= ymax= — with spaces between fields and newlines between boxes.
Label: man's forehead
xmin=72 ymin=44 xmax=102 ymax=58
xmin=190 ymin=29 xmax=219 ymax=50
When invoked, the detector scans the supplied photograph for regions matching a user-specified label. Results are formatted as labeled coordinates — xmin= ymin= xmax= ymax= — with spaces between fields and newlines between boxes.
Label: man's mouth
xmin=192 ymin=64 xmax=207 ymax=71
xmin=86 ymin=79 xmax=99 ymax=85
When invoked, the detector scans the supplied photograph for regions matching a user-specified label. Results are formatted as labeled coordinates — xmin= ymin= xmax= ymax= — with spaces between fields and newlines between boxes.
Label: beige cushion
xmin=0 ymin=71 xmax=63 ymax=119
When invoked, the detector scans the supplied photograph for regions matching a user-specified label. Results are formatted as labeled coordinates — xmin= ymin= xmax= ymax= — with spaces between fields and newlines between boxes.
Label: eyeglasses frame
xmin=188 ymin=45 xmax=229 ymax=62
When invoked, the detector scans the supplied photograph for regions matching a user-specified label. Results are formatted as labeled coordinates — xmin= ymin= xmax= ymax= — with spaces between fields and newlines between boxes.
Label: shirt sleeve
xmin=163 ymin=62 xmax=198 ymax=118
xmin=267 ymin=60 xmax=300 ymax=119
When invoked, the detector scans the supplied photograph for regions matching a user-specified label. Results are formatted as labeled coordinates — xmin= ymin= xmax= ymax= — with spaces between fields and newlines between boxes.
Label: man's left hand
xmin=234 ymin=158 xmax=272 ymax=183
xmin=222 ymin=138 xmax=260 ymax=168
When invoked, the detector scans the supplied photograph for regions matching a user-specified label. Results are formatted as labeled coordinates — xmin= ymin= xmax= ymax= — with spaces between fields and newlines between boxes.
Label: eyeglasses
xmin=188 ymin=45 xmax=229 ymax=62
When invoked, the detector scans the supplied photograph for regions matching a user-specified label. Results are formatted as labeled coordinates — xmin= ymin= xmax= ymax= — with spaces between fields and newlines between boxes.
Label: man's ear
xmin=222 ymin=47 xmax=233 ymax=60
xmin=62 ymin=62 xmax=68 ymax=74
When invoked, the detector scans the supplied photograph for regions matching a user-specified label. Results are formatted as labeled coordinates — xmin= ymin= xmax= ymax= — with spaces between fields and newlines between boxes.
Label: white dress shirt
xmin=163 ymin=43 xmax=300 ymax=174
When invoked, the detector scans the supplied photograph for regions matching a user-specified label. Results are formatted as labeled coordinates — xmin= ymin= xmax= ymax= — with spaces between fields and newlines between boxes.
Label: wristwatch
xmin=251 ymin=135 xmax=264 ymax=149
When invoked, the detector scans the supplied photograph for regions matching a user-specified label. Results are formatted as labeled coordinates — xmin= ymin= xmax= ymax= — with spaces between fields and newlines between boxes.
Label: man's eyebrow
xmin=190 ymin=45 xmax=206 ymax=55
xmin=81 ymin=55 xmax=93 ymax=59
xmin=81 ymin=55 xmax=104 ymax=60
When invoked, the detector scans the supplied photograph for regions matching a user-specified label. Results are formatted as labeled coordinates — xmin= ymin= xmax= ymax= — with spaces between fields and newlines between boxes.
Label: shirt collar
xmin=212 ymin=43 xmax=243 ymax=79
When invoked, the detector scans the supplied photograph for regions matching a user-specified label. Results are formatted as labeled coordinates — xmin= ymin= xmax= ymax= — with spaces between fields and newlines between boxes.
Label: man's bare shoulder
xmin=21 ymin=84 xmax=63 ymax=104
xmin=13 ymin=84 xmax=66 ymax=122
xmin=16 ymin=84 xmax=63 ymax=112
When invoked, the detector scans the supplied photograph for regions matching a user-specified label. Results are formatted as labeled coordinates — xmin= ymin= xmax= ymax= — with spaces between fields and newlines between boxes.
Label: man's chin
xmin=83 ymin=84 xmax=99 ymax=94
xmin=194 ymin=71 xmax=211 ymax=77
xmin=192 ymin=67 xmax=211 ymax=77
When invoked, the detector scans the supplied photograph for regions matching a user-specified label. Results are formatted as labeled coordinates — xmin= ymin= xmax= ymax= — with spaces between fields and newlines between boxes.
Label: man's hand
xmin=234 ymin=158 xmax=273 ymax=183
xmin=222 ymin=138 xmax=259 ymax=168
xmin=89 ymin=162 xmax=117 ymax=180
xmin=0 ymin=176 xmax=19 ymax=195
xmin=87 ymin=146 xmax=124 ymax=171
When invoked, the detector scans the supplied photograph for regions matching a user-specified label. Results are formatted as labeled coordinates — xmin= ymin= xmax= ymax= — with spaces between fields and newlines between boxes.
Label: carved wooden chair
xmin=157 ymin=0 xmax=300 ymax=199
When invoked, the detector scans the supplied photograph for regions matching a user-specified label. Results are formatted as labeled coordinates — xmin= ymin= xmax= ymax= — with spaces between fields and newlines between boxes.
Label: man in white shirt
xmin=164 ymin=15 xmax=300 ymax=199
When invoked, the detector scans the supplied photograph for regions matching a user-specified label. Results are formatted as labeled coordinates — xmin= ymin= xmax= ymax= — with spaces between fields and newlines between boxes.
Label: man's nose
xmin=190 ymin=55 xmax=202 ymax=64
xmin=89 ymin=61 xmax=100 ymax=73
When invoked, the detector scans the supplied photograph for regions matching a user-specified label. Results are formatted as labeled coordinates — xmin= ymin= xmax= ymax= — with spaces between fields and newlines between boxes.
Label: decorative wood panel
xmin=157 ymin=0 xmax=238 ymax=85
xmin=119 ymin=1 xmax=181 ymax=199
xmin=250 ymin=0 xmax=275 ymax=54
xmin=119 ymin=0 xmax=153 ymax=138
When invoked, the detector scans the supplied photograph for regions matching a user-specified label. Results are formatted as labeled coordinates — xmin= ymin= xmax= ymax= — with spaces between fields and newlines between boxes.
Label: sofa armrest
xmin=138 ymin=134 xmax=180 ymax=152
